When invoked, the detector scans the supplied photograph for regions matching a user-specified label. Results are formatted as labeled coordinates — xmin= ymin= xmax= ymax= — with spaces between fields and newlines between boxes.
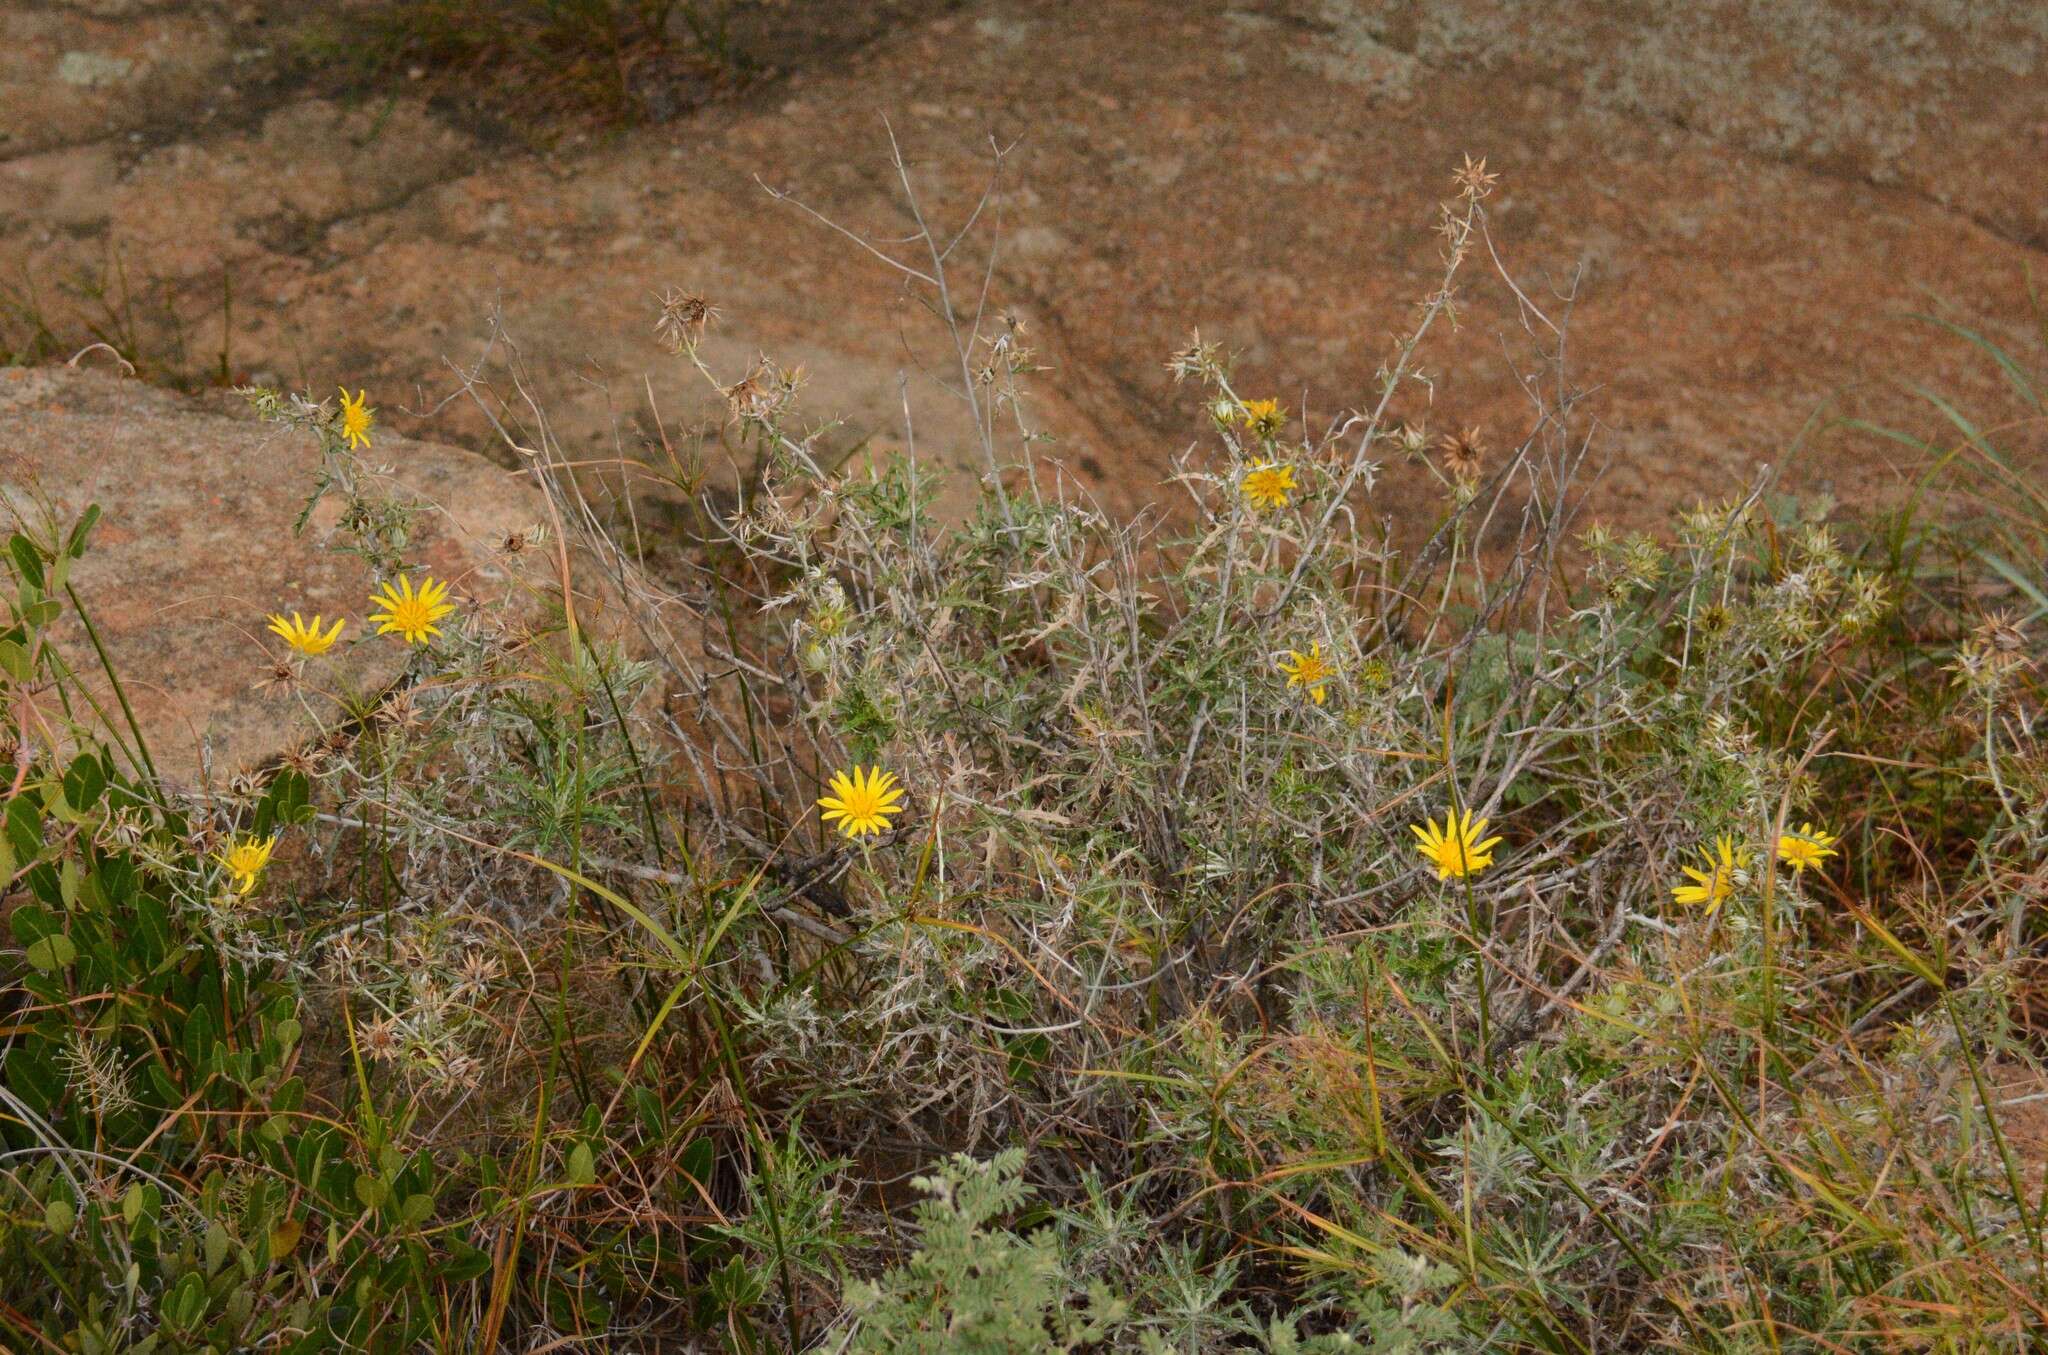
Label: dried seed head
xmin=654 ymin=287 xmax=719 ymax=353
xmin=1975 ymin=610 xmax=2028 ymax=656
xmin=1452 ymin=152 xmax=1499 ymax=200
xmin=377 ymin=688 xmax=424 ymax=731
xmin=441 ymin=1054 xmax=484 ymax=1091
xmin=722 ymin=356 xmax=802 ymax=424
xmin=97 ymin=806 xmax=147 ymax=850
xmin=253 ymin=659 xmax=300 ymax=698
xmin=1438 ymin=425 xmax=1487 ymax=483
xmin=1166 ymin=329 xmax=1222 ymax=384
xmin=454 ymin=949 xmax=501 ymax=999
xmin=277 ymin=740 xmax=328 ymax=779
xmin=360 ymin=1017 xmax=403 ymax=1061
xmin=1953 ymin=609 xmax=2034 ymax=697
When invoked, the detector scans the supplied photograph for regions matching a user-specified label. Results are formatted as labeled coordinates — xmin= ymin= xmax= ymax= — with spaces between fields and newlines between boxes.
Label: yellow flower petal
xmin=1410 ymin=807 xmax=1500 ymax=880
xmin=338 ymin=387 xmax=375 ymax=451
xmin=817 ymin=765 xmax=907 ymax=839
xmin=369 ymin=573 xmax=458 ymax=646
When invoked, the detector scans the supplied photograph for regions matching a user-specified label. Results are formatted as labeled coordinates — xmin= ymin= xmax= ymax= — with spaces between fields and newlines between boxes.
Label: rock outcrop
xmin=0 ymin=366 xmax=578 ymax=785
xmin=2 ymin=0 xmax=2043 ymax=535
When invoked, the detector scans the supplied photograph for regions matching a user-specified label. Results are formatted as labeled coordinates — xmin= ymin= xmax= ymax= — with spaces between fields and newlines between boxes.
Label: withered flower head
xmin=376 ymin=688 xmax=424 ymax=732
xmin=1165 ymin=329 xmax=1222 ymax=384
xmin=1975 ymin=610 xmax=2028 ymax=656
xmin=454 ymin=949 xmax=501 ymax=998
xmin=359 ymin=1017 xmax=403 ymax=1061
xmin=253 ymin=659 xmax=301 ymax=699
xmin=1438 ymin=425 xmax=1488 ymax=484
xmin=1453 ymin=153 xmax=1500 ymax=199
xmin=277 ymin=740 xmax=329 ymax=779
xmin=654 ymin=287 xmax=719 ymax=353
xmin=721 ymin=356 xmax=803 ymax=425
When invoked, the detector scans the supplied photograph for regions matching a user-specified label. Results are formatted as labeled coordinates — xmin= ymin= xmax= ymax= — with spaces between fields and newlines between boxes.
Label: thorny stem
xmin=1272 ymin=196 xmax=1482 ymax=616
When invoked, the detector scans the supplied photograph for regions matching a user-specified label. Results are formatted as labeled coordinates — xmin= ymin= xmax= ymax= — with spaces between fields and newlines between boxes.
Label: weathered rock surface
xmin=1 ymin=0 xmax=2044 ymax=529
xmin=0 ymin=365 xmax=566 ymax=786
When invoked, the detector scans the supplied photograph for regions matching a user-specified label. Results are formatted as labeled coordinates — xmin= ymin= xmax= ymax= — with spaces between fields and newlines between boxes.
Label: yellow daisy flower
xmin=1672 ymin=834 xmax=1746 ymax=914
xmin=1241 ymin=462 xmax=1297 ymax=511
xmin=1411 ymin=807 xmax=1503 ymax=881
xmin=818 ymin=765 xmax=905 ymax=840
xmin=338 ymin=388 xmax=375 ymax=451
xmin=265 ymin=611 xmax=345 ymax=657
xmin=1276 ymin=642 xmax=1336 ymax=706
xmin=368 ymin=574 xmax=457 ymax=646
xmin=218 ymin=833 xmax=278 ymax=895
xmin=1776 ymin=821 xmax=1839 ymax=874
xmin=1240 ymin=398 xmax=1286 ymax=439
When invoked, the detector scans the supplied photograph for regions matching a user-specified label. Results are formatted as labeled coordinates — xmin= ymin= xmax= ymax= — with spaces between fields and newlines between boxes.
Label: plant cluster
xmin=3 ymin=156 xmax=2045 ymax=1351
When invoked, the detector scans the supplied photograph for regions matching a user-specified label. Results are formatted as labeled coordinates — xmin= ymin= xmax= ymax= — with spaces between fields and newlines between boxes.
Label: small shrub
xmin=4 ymin=155 xmax=2044 ymax=1351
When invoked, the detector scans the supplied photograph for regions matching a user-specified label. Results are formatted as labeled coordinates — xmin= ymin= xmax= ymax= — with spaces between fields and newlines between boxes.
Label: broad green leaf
xmin=24 ymin=932 xmax=76 ymax=971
